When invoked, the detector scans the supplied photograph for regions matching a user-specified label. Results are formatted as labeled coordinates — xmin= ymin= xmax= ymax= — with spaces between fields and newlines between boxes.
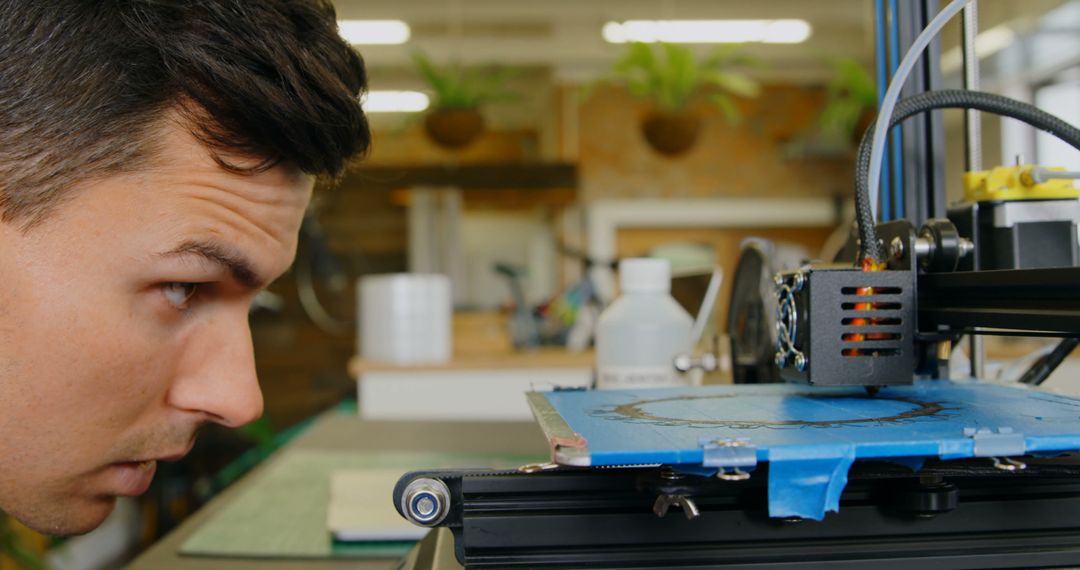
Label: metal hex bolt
xmin=794 ymin=353 xmax=808 ymax=371
xmin=889 ymin=236 xmax=905 ymax=260
xmin=775 ymin=351 xmax=787 ymax=368
xmin=401 ymin=478 xmax=450 ymax=527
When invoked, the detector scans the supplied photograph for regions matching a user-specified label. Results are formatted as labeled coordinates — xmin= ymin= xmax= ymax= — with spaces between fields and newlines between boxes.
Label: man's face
xmin=0 ymin=120 xmax=313 ymax=535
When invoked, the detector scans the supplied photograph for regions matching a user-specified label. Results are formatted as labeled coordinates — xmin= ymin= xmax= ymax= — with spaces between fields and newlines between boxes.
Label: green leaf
xmin=702 ymin=44 xmax=740 ymax=68
xmin=613 ymin=42 xmax=655 ymax=76
xmin=710 ymin=93 xmax=742 ymax=125
xmin=601 ymin=41 xmax=761 ymax=113
xmin=831 ymin=58 xmax=876 ymax=105
xmin=817 ymin=57 xmax=877 ymax=143
xmin=663 ymin=43 xmax=699 ymax=109
xmin=707 ymin=71 xmax=761 ymax=98
xmin=410 ymin=49 xmax=520 ymax=109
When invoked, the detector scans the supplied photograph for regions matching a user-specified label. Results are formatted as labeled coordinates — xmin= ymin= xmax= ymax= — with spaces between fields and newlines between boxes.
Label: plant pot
xmin=641 ymin=111 xmax=703 ymax=157
xmin=424 ymin=108 xmax=485 ymax=149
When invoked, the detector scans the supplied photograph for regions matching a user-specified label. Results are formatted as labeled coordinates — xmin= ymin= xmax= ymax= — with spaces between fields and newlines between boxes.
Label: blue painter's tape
xmin=767 ymin=445 xmax=855 ymax=520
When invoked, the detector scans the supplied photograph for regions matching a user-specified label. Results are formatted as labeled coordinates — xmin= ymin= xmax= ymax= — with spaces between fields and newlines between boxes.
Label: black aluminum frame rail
xmin=918 ymin=267 xmax=1080 ymax=335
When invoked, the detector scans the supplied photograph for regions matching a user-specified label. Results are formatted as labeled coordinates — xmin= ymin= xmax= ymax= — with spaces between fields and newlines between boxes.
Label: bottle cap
xmin=619 ymin=258 xmax=671 ymax=293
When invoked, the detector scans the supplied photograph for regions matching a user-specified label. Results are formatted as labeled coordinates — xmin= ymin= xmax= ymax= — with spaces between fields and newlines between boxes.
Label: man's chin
xmin=11 ymin=495 xmax=117 ymax=537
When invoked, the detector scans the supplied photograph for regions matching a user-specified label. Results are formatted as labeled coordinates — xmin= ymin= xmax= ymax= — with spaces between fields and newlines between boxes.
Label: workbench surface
xmin=130 ymin=412 xmax=545 ymax=569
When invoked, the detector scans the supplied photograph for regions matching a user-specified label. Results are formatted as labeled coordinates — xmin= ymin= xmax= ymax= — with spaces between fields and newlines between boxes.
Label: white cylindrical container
xmin=596 ymin=258 xmax=693 ymax=389
xmin=358 ymin=273 xmax=452 ymax=364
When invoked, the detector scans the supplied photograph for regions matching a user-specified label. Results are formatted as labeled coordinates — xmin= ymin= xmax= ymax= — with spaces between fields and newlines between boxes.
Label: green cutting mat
xmin=179 ymin=449 xmax=539 ymax=559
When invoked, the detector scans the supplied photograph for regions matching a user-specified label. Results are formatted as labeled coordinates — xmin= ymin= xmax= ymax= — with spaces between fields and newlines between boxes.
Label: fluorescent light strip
xmin=338 ymin=20 xmax=410 ymax=45
xmin=940 ymin=25 xmax=1017 ymax=73
xmin=363 ymin=91 xmax=430 ymax=113
xmin=603 ymin=19 xmax=812 ymax=44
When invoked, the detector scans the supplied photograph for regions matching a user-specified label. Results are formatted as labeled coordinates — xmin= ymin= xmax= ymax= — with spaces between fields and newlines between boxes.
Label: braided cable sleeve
xmin=854 ymin=89 xmax=1080 ymax=263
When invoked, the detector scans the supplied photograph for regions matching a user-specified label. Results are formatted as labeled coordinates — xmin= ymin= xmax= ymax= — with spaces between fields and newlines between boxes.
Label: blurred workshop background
xmin=3 ymin=1 xmax=1078 ymax=568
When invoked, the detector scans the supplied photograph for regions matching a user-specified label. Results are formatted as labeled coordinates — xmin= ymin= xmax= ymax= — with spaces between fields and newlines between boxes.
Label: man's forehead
xmin=143 ymin=119 xmax=314 ymax=226
xmin=148 ymin=116 xmax=314 ymax=195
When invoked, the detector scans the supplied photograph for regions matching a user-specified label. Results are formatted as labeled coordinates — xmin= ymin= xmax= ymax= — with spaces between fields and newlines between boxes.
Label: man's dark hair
xmin=0 ymin=0 xmax=371 ymax=226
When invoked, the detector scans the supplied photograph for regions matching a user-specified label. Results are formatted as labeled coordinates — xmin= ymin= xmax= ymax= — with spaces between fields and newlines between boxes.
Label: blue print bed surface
xmin=537 ymin=380 xmax=1080 ymax=466
xmin=532 ymin=380 xmax=1080 ymax=519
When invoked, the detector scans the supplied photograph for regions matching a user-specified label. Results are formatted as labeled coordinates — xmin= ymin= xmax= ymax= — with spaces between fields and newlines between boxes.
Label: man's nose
xmin=166 ymin=310 xmax=264 ymax=428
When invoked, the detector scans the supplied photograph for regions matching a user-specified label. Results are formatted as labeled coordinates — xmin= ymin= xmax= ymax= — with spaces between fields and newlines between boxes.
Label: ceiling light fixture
xmin=602 ymin=19 xmax=812 ymax=44
xmin=363 ymin=90 xmax=430 ymax=113
xmin=338 ymin=20 xmax=411 ymax=45
xmin=940 ymin=25 xmax=1017 ymax=73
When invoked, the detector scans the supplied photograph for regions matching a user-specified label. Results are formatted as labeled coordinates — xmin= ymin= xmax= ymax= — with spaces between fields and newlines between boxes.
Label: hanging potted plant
xmin=412 ymin=51 xmax=519 ymax=150
xmin=817 ymin=57 xmax=878 ymax=146
xmin=602 ymin=42 xmax=761 ymax=157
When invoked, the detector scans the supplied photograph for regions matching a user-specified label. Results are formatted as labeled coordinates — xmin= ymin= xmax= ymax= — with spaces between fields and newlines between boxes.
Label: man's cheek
xmin=56 ymin=303 xmax=177 ymax=421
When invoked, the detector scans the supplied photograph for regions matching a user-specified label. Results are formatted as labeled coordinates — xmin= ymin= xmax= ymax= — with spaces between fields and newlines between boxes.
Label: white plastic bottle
xmin=596 ymin=258 xmax=694 ymax=389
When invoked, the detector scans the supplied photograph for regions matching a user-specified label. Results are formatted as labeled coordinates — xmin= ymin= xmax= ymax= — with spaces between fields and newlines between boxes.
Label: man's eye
xmin=162 ymin=282 xmax=199 ymax=309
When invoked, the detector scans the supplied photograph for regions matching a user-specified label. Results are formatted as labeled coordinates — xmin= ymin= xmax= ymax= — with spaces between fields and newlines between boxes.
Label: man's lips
xmin=106 ymin=442 xmax=194 ymax=496
xmin=108 ymin=461 xmax=156 ymax=496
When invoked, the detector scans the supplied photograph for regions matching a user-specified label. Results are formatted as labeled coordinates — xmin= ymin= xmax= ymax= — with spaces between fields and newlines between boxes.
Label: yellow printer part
xmin=964 ymin=164 xmax=1080 ymax=203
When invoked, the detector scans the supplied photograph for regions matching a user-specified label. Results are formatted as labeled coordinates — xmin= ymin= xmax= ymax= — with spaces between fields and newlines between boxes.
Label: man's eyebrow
xmin=160 ymin=240 xmax=266 ymax=289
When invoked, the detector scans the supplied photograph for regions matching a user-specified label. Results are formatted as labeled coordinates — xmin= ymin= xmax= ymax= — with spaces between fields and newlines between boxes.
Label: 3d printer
xmin=771 ymin=91 xmax=1080 ymax=391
